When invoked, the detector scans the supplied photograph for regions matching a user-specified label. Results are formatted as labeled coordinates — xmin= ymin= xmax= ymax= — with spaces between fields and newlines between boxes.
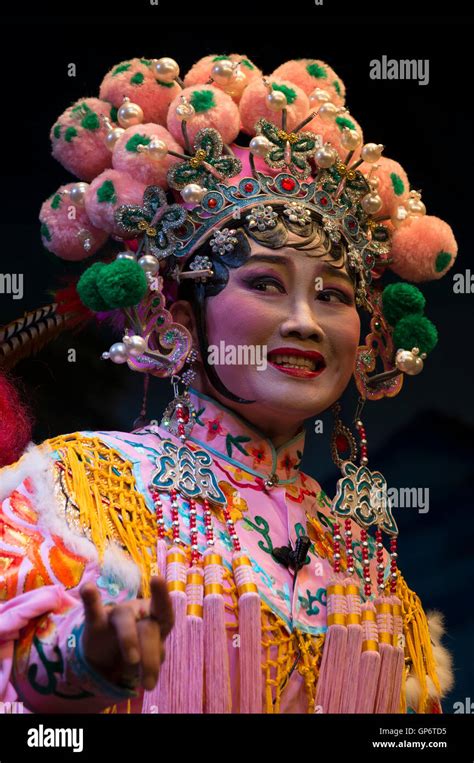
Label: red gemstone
xmin=320 ymin=196 xmax=328 ymax=206
xmin=282 ymin=178 xmax=296 ymax=191
xmin=180 ymin=406 xmax=190 ymax=423
xmin=335 ymin=434 xmax=349 ymax=452
xmin=208 ymin=199 xmax=217 ymax=208
xmin=244 ymin=182 xmax=253 ymax=192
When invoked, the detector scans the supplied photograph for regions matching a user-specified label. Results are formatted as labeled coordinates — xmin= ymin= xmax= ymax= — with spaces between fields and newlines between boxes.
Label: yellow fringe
xmin=46 ymin=433 xmax=157 ymax=597
xmin=386 ymin=572 xmax=441 ymax=713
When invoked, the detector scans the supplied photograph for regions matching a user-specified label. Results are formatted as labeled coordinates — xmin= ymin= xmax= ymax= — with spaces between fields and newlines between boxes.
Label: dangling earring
xmin=132 ymin=373 xmax=151 ymax=430
xmin=330 ymin=400 xmax=359 ymax=469
xmin=160 ymin=348 xmax=198 ymax=442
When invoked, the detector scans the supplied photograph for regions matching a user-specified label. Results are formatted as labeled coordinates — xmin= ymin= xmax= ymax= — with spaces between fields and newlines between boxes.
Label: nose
xmin=279 ymin=299 xmax=325 ymax=343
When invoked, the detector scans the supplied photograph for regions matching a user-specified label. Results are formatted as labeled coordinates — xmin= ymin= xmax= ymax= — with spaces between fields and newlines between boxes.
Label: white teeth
xmin=271 ymin=353 xmax=319 ymax=371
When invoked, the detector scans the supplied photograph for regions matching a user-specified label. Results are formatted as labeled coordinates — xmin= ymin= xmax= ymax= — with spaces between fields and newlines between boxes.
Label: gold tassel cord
xmin=45 ymin=434 xmax=157 ymax=598
xmin=385 ymin=572 xmax=441 ymax=713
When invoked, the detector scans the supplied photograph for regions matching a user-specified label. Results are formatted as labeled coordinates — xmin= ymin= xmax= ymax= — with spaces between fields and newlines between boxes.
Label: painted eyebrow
xmin=241 ymin=254 xmax=355 ymax=288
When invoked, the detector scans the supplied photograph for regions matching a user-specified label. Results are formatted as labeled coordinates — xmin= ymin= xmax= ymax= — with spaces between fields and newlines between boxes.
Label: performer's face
xmin=171 ymin=237 xmax=361 ymax=434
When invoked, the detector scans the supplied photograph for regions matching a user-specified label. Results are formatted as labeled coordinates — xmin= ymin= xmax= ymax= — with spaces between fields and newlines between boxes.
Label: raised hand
xmin=79 ymin=575 xmax=174 ymax=692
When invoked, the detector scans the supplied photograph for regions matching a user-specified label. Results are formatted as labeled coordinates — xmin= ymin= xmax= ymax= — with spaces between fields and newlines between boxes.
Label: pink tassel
xmin=354 ymin=601 xmax=381 ymax=713
xmin=374 ymin=596 xmax=394 ymax=713
xmin=203 ymin=549 xmax=232 ymax=713
xmin=232 ymin=552 xmax=262 ymax=713
xmin=156 ymin=537 xmax=168 ymax=579
xmin=315 ymin=572 xmax=348 ymax=713
xmin=185 ymin=565 xmax=204 ymax=713
xmin=141 ymin=537 xmax=168 ymax=714
xmin=388 ymin=595 xmax=405 ymax=713
xmin=339 ymin=577 xmax=363 ymax=713
xmin=154 ymin=545 xmax=187 ymax=713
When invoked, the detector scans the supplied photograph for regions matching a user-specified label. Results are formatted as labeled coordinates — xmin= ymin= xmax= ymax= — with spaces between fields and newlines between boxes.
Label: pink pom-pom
xmin=305 ymin=111 xmax=364 ymax=160
xmin=99 ymin=58 xmax=181 ymax=125
xmin=271 ymin=59 xmax=345 ymax=106
xmin=239 ymin=78 xmax=309 ymax=136
xmin=360 ymin=157 xmax=410 ymax=218
xmin=84 ymin=169 xmax=146 ymax=236
xmin=39 ymin=183 xmax=108 ymax=261
xmin=183 ymin=54 xmax=262 ymax=103
xmin=389 ymin=215 xmax=458 ymax=281
xmin=112 ymin=124 xmax=181 ymax=187
xmin=167 ymin=85 xmax=240 ymax=146
xmin=50 ymin=97 xmax=114 ymax=181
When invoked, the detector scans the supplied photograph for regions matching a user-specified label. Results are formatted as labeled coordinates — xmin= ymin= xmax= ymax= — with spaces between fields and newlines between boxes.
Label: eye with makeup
xmin=242 ymin=273 xmax=354 ymax=304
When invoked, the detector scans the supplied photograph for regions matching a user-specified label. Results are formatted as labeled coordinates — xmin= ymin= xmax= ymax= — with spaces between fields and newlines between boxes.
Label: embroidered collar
xmin=186 ymin=387 xmax=305 ymax=485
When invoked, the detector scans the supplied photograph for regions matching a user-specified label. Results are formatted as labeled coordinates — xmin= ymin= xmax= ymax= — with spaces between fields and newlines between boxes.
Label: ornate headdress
xmin=0 ymin=54 xmax=455 ymax=407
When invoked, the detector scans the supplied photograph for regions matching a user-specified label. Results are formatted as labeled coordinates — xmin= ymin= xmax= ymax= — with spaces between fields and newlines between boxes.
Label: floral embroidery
xmin=213 ymin=481 xmax=249 ymax=523
xmin=203 ymin=411 xmax=226 ymax=440
xmin=225 ymin=433 xmax=251 ymax=458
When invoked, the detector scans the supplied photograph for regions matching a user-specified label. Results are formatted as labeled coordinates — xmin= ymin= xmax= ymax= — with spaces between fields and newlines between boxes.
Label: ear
xmin=169 ymin=299 xmax=200 ymax=349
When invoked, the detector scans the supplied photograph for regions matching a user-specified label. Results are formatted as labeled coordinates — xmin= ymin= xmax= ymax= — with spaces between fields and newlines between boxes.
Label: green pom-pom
xmin=97 ymin=260 xmax=148 ymax=308
xmin=81 ymin=111 xmax=100 ymax=131
xmin=190 ymin=89 xmax=216 ymax=113
xmin=306 ymin=62 xmax=327 ymax=79
xmin=335 ymin=115 xmax=355 ymax=131
xmin=382 ymin=282 xmax=426 ymax=325
xmin=393 ymin=314 xmax=438 ymax=356
xmin=130 ymin=72 xmax=144 ymax=85
xmin=64 ymin=127 xmax=78 ymax=142
xmin=112 ymin=62 xmax=131 ymax=76
xmin=40 ymin=222 xmax=51 ymax=242
xmin=51 ymin=194 xmax=62 ymax=210
xmin=77 ymin=263 xmax=109 ymax=311
xmin=125 ymin=133 xmax=151 ymax=152
xmin=435 ymin=251 xmax=452 ymax=273
xmin=271 ymin=83 xmax=297 ymax=104
xmin=53 ymin=123 xmax=61 ymax=139
xmin=390 ymin=173 xmax=405 ymax=196
xmin=97 ymin=180 xmax=117 ymax=204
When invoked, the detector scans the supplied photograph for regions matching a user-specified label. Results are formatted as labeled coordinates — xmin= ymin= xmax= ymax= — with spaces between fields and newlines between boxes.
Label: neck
xmin=191 ymin=379 xmax=304 ymax=450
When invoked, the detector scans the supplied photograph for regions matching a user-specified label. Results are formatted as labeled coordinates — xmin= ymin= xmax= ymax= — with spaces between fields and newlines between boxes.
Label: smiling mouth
xmin=267 ymin=351 xmax=326 ymax=376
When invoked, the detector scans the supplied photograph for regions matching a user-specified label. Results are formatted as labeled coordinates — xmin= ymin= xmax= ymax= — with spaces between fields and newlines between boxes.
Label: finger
xmin=136 ymin=619 xmax=162 ymax=691
xmin=80 ymin=583 xmax=107 ymax=629
xmin=149 ymin=576 xmax=174 ymax=639
xmin=109 ymin=605 xmax=141 ymax=666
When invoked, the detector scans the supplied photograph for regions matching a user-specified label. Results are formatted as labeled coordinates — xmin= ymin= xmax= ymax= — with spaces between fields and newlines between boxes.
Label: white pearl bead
xmin=361 ymin=143 xmax=384 ymax=163
xmin=341 ymin=128 xmax=361 ymax=151
xmin=315 ymin=144 xmax=337 ymax=168
xmin=395 ymin=350 xmax=424 ymax=375
xmin=361 ymin=192 xmax=383 ymax=214
xmin=109 ymin=342 xmax=128 ymax=363
xmin=77 ymin=229 xmax=93 ymax=251
xmin=116 ymin=252 xmax=136 ymax=262
xmin=407 ymin=196 xmax=426 ymax=216
xmin=211 ymin=59 xmax=234 ymax=84
xmin=266 ymin=90 xmax=287 ymax=111
xmin=176 ymin=100 xmax=195 ymax=121
xmin=147 ymin=138 xmax=168 ymax=160
xmin=69 ymin=182 xmax=89 ymax=207
xmin=309 ymin=88 xmax=331 ymax=106
xmin=318 ymin=102 xmax=339 ymax=122
xmin=225 ymin=68 xmax=247 ymax=97
xmin=117 ymin=97 xmax=144 ymax=128
xmin=138 ymin=255 xmax=160 ymax=274
xmin=124 ymin=334 xmax=147 ymax=357
xmin=249 ymin=135 xmax=272 ymax=157
xmin=152 ymin=57 xmax=180 ymax=82
xmin=105 ymin=127 xmax=125 ymax=149
xmin=181 ymin=183 xmax=206 ymax=204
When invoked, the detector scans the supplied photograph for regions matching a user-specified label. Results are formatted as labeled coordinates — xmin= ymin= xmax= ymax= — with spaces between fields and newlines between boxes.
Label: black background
xmin=1 ymin=5 xmax=473 ymax=713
